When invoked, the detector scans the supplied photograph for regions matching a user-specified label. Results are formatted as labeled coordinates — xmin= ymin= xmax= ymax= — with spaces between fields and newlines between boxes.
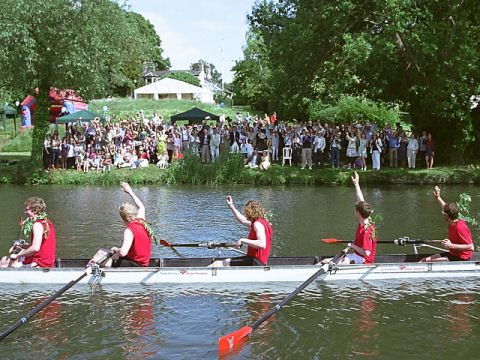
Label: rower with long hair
xmin=0 ymin=197 xmax=56 ymax=268
xmin=209 ymin=196 xmax=273 ymax=267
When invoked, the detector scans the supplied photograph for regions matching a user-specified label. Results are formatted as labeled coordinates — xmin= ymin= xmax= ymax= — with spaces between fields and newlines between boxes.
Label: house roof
xmin=134 ymin=77 xmax=212 ymax=95
xmin=142 ymin=69 xmax=201 ymax=78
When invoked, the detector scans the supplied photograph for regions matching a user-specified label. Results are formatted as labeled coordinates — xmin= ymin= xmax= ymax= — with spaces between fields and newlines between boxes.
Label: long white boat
xmin=1 ymin=253 xmax=480 ymax=285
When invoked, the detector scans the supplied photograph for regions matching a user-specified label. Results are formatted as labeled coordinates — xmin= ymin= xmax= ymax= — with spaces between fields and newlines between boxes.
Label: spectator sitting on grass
xmin=259 ymin=150 xmax=271 ymax=171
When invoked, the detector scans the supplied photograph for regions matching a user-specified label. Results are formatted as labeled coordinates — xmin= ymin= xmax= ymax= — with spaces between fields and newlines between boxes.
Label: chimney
xmin=205 ymin=64 xmax=211 ymax=80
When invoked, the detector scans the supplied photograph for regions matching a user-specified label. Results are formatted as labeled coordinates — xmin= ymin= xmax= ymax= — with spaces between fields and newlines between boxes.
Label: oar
xmin=0 ymin=251 xmax=114 ymax=342
xmin=160 ymin=239 xmax=237 ymax=249
xmin=218 ymin=247 xmax=349 ymax=353
xmin=322 ymin=237 xmax=443 ymax=246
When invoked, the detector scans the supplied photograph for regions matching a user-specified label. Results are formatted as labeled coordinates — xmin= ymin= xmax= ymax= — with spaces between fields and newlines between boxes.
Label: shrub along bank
xmin=1 ymin=152 xmax=479 ymax=185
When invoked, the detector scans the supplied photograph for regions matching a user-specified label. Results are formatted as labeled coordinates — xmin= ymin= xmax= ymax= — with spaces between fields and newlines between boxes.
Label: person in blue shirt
xmin=386 ymin=130 xmax=399 ymax=167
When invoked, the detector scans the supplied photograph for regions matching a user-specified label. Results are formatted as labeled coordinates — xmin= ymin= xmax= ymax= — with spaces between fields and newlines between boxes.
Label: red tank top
xmin=24 ymin=219 xmax=56 ymax=268
xmin=247 ymin=218 xmax=272 ymax=265
xmin=126 ymin=219 xmax=152 ymax=266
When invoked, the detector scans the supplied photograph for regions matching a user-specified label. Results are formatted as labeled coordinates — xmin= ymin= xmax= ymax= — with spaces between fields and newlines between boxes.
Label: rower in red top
xmin=89 ymin=182 xmax=152 ymax=267
xmin=210 ymin=196 xmax=272 ymax=267
xmin=419 ymin=186 xmax=474 ymax=262
xmin=321 ymin=171 xmax=376 ymax=265
xmin=0 ymin=197 xmax=56 ymax=268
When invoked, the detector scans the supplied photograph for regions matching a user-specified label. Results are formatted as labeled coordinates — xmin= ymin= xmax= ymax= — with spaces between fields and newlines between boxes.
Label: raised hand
xmin=351 ymin=171 xmax=360 ymax=186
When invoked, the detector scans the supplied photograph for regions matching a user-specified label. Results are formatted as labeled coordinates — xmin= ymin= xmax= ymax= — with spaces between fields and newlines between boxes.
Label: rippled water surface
xmin=0 ymin=184 xmax=479 ymax=359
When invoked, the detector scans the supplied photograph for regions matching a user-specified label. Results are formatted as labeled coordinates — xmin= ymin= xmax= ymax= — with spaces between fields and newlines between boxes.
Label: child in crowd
xmin=157 ymin=150 xmax=169 ymax=168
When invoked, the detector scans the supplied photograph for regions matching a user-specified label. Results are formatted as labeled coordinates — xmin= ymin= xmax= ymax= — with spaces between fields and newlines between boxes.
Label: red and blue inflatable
xmin=21 ymin=88 xmax=88 ymax=128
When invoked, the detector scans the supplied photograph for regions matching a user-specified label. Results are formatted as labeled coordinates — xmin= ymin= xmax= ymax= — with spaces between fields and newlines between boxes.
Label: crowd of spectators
xmin=41 ymin=110 xmax=435 ymax=173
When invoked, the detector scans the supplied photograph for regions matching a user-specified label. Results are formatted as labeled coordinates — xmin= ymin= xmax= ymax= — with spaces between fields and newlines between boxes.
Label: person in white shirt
xmin=313 ymin=131 xmax=326 ymax=168
xmin=407 ymin=133 xmax=419 ymax=169
xmin=210 ymin=127 xmax=221 ymax=163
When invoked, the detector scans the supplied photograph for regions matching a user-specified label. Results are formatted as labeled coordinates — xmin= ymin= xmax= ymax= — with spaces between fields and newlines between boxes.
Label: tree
xmin=162 ymin=72 xmax=200 ymax=87
xmin=190 ymin=60 xmax=222 ymax=84
xmin=0 ymin=0 xmax=169 ymax=165
xmin=236 ymin=0 xmax=480 ymax=162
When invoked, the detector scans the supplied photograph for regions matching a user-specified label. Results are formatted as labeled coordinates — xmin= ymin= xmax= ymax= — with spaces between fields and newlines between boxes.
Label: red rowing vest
xmin=24 ymin=219 xmax=56 ymax=268
xmin=126 ymin=219 xmax=152 ymax=266
xmin=247 ymin=218 xmax=272 ymax=265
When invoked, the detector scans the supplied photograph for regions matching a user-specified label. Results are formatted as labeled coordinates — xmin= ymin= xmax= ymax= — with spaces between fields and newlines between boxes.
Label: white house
xmin=133 ymin=77 xmax=214 ymax=104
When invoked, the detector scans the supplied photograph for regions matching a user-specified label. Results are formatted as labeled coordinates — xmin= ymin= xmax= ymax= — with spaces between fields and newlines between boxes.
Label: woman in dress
xmin=346 ymin=131 xmax=358 ymax=169
xmin=357 ymin=133 xmax=368 ymax=170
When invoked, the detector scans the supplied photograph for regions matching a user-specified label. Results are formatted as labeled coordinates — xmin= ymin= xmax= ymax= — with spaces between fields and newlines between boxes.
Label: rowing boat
xmin=1 ymin=252 xmax=479 ymax=285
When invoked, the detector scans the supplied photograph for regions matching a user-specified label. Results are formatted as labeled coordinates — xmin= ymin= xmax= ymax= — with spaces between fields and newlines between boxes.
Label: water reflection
xmin=351 ymin=294 xmax=380 ymax=356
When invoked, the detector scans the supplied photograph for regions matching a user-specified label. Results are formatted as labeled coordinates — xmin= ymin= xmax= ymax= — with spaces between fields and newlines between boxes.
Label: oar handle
xmin=393 ymin=237 xmax=443 ymax=246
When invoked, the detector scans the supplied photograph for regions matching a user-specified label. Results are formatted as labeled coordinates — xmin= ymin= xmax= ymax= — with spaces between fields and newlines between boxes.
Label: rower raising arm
xmin=209 ymin=196 xmax=273 ymax=267
xmin=226 ymin=196 xmax=251 ymax=227
xmin=419 ymin=186 xmax=474 ymax=262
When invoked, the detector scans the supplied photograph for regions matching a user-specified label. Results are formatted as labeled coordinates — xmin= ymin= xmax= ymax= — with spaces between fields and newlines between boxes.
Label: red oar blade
xmin=218 ymin=326 xmax=252 ymax=354
xmin=322 ymin=238 xmax=341 ymax=243
xmin=19 ymin=217 xmax=23 ymax=227
xmin=159 ymin=239 xmax=171 ymax=247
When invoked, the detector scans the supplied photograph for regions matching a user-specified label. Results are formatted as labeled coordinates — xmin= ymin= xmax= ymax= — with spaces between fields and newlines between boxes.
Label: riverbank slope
xmin=1 ymin=152 xmax=479 ymax=185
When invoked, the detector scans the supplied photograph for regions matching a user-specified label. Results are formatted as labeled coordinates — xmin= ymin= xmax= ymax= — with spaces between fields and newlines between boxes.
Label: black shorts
xmin=112 ymin=256 xmax=143 ymax=267
xmin=441 ymin=252 xmax=471 ymax=262
xmin=228 ymin=255 xmax=264 ymax=266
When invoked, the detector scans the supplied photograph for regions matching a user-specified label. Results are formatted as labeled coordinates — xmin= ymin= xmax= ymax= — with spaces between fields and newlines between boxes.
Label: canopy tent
xmin=55 ymin=110 xmax=105 ymax=127
xmin=1 ymin=105 xmax=18 ymax=132
xmin=133 ymin=77 xmax=214 ymax=104
xmin=170 ymin=107 xmax=220 ymax=125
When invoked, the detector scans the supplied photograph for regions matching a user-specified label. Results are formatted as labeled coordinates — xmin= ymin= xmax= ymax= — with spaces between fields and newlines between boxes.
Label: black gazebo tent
xmin=170 ymin=107 xmax=219 ymax=125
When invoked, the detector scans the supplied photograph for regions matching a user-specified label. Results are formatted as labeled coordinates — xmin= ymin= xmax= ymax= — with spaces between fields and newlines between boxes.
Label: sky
xmin=127 ymin=0 xmax=257 ymax=84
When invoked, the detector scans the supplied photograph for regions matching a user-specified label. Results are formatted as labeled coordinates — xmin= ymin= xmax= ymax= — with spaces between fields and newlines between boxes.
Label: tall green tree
xmin=237 ymin=0 xmax=480 ymax=162
xmin=0 ymin=0 xmax=169 ymax=165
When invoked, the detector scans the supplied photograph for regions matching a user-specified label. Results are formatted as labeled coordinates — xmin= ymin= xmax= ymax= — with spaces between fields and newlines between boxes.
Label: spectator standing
xmin=386 ymin=131 xmax=399 ymax=167
xmin=370 ymin=133 xmax=382 ymax=170
xmin=357 ymin=133 xmax=368 ymax=171
xmin=346 ymin=131 xmax=358 ymax=169
xmin=330 ymin=132 xmax=341 ymax=168
xmin=43 ymin=134 xmax=51 ymax=172
xmin=426 ymin=133 xmax=435 ymax=169
xmin=407 ymin=133 xmax=419 ymax=169
xmin=313 ymin=130 xmax=325 ymax=169
xmin=398 ymin=133 xmax=408 ymax=168
xmin=419 ymin=131 xmax=427 ymax=167
xmin=210 ymin=127 xmax=221 ymax=163
xmin=301 ymin=129 xmax=313 ymax=170
xmin=199 ymin=127 xmax=211 ymax=164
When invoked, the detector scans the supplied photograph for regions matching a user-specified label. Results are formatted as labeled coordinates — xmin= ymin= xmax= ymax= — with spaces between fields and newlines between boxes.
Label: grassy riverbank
xmin=1 ymin=152 xmax=479 ymax=185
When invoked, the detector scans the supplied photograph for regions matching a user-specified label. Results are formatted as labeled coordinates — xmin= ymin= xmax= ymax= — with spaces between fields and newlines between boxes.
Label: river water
xmin=0 ymin=184 xmax=479 ymax=359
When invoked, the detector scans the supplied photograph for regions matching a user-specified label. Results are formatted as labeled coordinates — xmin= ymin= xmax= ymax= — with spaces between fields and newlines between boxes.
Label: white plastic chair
xmin=282 ymin=147 xmax=292 ymax=166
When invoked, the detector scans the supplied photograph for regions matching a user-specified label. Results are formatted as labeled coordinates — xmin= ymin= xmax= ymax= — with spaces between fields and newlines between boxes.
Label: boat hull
xmin=1 ymin=254 xmax=480 ymax=285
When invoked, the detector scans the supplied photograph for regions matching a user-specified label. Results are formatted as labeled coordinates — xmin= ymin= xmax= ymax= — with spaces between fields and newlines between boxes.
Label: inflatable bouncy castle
xmin=20 ymin=88 xmax=88 ymax=128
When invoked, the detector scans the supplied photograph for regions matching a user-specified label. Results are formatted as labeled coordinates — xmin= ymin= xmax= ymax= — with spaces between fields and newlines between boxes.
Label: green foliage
xmin=162 ymin=72 xmax=200 ymax=87
xmin=0 ymin=0 xmax=169 ymax=166
xmin=457 ymin=193 xmax=478 ymax=226
xmin=235 ymin=0 xmax=480 ymax=163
